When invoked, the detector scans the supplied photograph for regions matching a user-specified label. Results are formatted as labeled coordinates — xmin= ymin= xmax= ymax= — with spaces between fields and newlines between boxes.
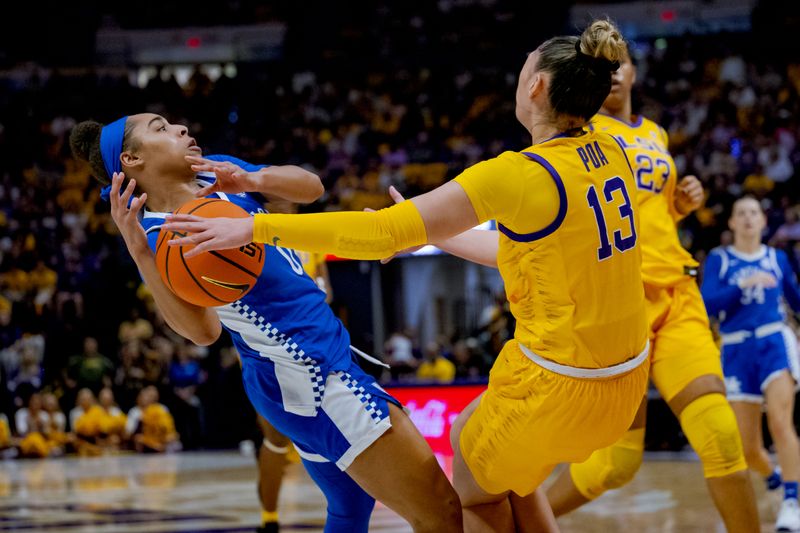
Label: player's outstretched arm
xmin=188 ymin=156 xmax=323 ymax=204
xmin=164 ymin=180 xmax=481 ymax=260
xmin=109 ymin=173 xmax=222 ymax=346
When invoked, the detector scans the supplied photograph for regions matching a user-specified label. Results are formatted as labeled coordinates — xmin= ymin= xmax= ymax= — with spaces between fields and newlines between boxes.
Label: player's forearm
xmin=436 ymin=229 xmax=499 ymax=268
xmin=253 ymin=201 xmax=428 ymax=260
xmin=131 ymin=250 xmax=222 ymax=346
xmin=252 ymin=165 xmax=324 ymax=204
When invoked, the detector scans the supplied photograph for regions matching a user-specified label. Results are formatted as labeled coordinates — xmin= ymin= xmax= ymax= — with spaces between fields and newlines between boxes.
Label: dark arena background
xmin=1 ymin=1 xmax=800 ymax=531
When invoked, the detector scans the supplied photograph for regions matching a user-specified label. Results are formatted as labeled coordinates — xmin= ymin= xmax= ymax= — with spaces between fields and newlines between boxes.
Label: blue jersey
xmin=141 ymin=155 xmax=353 ymax=415
xmin=701 ymin=245 xmax=800 ymax=333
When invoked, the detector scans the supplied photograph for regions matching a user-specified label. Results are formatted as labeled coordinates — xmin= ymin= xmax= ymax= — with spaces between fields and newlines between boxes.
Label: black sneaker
xmin=256 ymin=523 xmax=279 ymax=533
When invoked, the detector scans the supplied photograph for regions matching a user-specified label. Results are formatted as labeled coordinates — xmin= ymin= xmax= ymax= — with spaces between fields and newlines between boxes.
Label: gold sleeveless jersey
xmin=455 ymin=130 xmax=648 ymax=369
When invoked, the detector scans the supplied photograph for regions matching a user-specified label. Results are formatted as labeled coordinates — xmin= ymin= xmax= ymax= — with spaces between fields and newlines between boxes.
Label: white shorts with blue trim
xmin=241 ymin=356 xmax=399 ymax=470
xmin=721 ymin=322 xmax=800 ymax=403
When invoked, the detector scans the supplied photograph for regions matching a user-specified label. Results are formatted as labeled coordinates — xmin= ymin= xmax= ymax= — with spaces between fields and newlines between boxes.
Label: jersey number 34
xmin=586 ymin=176 xmax=637 ymax=261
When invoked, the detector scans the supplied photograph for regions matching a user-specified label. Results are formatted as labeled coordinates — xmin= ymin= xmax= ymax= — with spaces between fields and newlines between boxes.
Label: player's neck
xmin=146 ymin=181 xmax=200 ymax=213
xmin=528 ymin=115 xmax=583 ymax=145
xmin=733 ymin=237 xmax=762 ymax=255
xmin=600 ymin=99 xmax=632 ymax=124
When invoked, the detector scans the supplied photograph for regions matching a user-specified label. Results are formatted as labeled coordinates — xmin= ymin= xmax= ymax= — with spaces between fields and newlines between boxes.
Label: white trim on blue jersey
xmin=702 ymin=245 xmax=800 ymax=334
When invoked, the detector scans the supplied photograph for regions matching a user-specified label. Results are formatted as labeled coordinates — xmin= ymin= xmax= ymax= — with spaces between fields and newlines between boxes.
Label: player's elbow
xmin=302 ymin=172 xmax=325 ymax=203
xmin=190 ymin=321 xmax=222 ymax=346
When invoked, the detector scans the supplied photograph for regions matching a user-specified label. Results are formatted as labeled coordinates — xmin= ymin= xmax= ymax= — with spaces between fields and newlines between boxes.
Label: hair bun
xmin=578 ymin=19 xmax=626 ymax=69
xmin=574 ymin=40 xmax=620 ymax=71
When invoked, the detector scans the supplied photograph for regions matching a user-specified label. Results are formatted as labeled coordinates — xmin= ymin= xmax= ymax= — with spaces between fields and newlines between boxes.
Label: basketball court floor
xmin=0 ymin=450 xmax=781 ymax=532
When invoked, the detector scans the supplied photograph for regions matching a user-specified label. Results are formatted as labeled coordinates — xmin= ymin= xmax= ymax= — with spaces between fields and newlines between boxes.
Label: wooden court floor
xmin=0 ymin=450 xmax=782 ymax=532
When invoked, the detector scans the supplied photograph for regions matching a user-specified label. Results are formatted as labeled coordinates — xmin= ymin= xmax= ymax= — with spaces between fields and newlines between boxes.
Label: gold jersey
xmin=590 ymin=113 xmax=697 ymax=287
xmin=455 ymin=130 xmax=648 ymax=369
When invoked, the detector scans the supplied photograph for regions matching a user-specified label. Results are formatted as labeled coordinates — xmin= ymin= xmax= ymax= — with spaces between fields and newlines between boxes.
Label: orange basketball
xmin=155 ymin=198 xmax=265 ymax=307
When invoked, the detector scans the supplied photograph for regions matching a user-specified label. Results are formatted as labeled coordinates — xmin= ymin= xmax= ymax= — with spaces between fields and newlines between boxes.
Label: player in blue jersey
xmin=701 ymin=196 xmax=800 ymax=532
xmin=69 ymin=114 xmax=462 ymax=533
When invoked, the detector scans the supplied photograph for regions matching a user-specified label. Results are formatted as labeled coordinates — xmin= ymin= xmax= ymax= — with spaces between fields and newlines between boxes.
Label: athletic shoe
xmin=776 ymin=498 xmax=800 ymax=532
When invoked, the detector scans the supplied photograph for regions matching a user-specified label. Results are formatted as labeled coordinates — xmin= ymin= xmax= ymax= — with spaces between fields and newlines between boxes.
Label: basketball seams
xmin=177 ymin=245 xmax=228 ymax=305
xmin=208 ymin=250 xmax=260 ymax=280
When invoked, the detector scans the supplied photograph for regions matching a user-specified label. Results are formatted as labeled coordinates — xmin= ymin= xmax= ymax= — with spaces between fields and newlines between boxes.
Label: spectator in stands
xmin=41 ymin=392 xmax=70 ymax=453
xmin=452 ymin=338 xmax=490 ymax=380
xmin=73 ymin=389 xmax=106 ymax=456
xmin=7 ymin=343 xmax=43 ymax=394
xmin=128 ymin=386 xmax=180 ymax=453
xmin=118 ymin=308 xmax=154 ymax=344
xmin=97 ymin=387 xmax=126 ymax=449
xmin=0 ymin=412 xmax=12 ymax=456
xmin=416 ymin=340 xmax=455 ymax=384
xmin=114 ymin=340 xmax=146 ymax=410
xmin=168 ymin=343 xmax=204 ymax=449
xmin=384 ymin=329 xmax=418 ymax=381
xmin=15 ymin=393 xmax=52 ymax=458
xmin=69 ymin=388 xmax=95 ymax=431
xmin=65 ymin=337 xmax=114 ymax=394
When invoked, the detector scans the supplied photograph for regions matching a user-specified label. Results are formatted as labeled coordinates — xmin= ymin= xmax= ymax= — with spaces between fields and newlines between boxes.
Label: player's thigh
xmin=345 ymin=402 xmax=459 ymax=517
xmin=257 ymin=414 xmax=291 ymax=447
xmin=450 ymin=393 xmax=511 ymax=507
xmin=650 ymin=283 xmax=722 ymax=404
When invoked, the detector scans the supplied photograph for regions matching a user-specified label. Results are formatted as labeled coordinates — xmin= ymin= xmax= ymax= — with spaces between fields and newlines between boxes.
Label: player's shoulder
xmin=769 ymin=246 xmax=791 ymax=267
xmin=457 ymin=151 xmax=527 ymax=182
xmin=707 ymin=246 xmax=729 ymax=261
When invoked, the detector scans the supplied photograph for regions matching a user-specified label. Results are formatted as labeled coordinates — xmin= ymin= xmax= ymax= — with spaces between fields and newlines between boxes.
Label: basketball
xmin=155 ymin=198 xmax=265 ymax=307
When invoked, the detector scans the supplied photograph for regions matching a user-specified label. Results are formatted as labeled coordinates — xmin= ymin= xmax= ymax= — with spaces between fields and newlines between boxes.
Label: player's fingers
xmin=110 ymin=173 xmax=124 ymax=209
xmin=131 ymin=192 xmax=148 ymax=215
xmin=190 ymin=164 xmax=217 ymax=173
xmin=168 ymin=230 xmax=211 ymax=247
xmin=128 ymin=195 xmax=143 ymax=214
xmin=183 ymin=239 xmax=216 ymax=258
xmin=163 ymin=221 xmax=208 ymax=233
xmin=195 ymin=183 xmax=218 ymax=197
xmin=119 ymin=179 xmax=136 ymax=210
xmin=185 ymin=155 xmax=219 ymax=167
xmin=388 ymin=186 xmax=406 ymax=204
xmin=165 ymin=214 xmax=203 ymax=223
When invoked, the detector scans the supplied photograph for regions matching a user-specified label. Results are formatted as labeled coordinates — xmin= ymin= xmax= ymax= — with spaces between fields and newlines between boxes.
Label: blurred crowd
xmin=1 ymin=2 xmax=799 ymax=454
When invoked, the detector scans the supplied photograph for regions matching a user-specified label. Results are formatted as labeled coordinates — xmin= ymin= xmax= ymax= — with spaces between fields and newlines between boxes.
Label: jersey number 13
xmin=586 ymin=176 xmax=637 ymax=261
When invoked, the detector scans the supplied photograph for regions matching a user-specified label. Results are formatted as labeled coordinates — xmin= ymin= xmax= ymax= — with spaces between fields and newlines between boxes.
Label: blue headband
xmin=99 ymin=116 xmax=128 ymax=202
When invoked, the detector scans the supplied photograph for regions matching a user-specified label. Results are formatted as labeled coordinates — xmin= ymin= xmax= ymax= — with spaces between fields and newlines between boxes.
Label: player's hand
xmin=163 ymin=214 xmax=254 ymax=258
xmin=739 ymin=271 xmax=778 ymax=289
xmin=364 ymin=186 xmax=424 ymax=264
xmin=186 ymin=156 xmax=256 ymax=197
xmin=674 ymin=175 xmax=704 ymax=215
xmin=108 ymin=172 xmax=150 ymax=258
